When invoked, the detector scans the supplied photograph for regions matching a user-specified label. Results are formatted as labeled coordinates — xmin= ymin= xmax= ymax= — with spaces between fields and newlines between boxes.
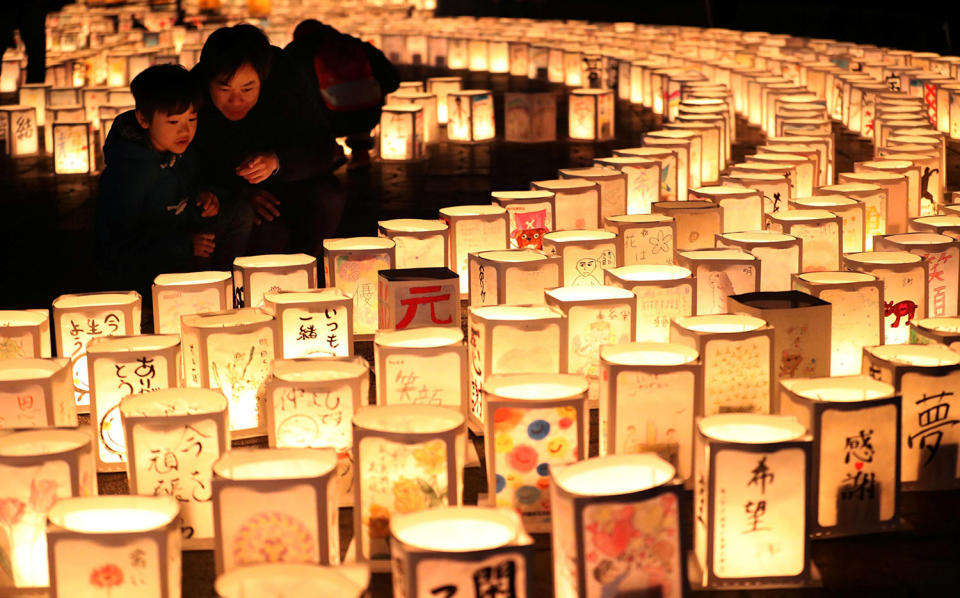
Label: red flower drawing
xmin=0 ymin=498 xmax=25 ymax=527
xmin=30 ymin=479 xmax=59 ymax=512
xmin=90 ymin=563 xmax=123 ymax=590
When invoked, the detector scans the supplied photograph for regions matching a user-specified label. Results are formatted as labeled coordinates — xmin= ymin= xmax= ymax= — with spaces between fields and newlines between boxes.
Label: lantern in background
xmin=568 ymin=89 xmax=614 ymax=141
xmin=0 ymin=357 xmax=74 ymax=429
xmin=263 ymin=289 xmax=353 ymax=359
xmin=746 ymin=152 xmax=815 ymax=197
xmin=605 ymin=265 xmax=695 ymax=343
xmin=530 ymin=178 xmax=601 ymax=231
xmin=911 ymin=317 xmax=960 ymax=350
xmin=671 ymin=313 xmax=774 ymax=415
xmin=440 ymin=205 xmax=509 ymax=296
xmin=0 ymin=105 xmax=38 ymax=156
xmin=212 ymin=447 xmax=339 ymax=573
xmin=651 ymin=200 xmax=720 ymax=251
xmin=0 ymin=429 xmax=93 ymax=589
xmin=558 ymin=167 xmax=627 ymax=223
xmin=790 ymin=195 xmax=866 ymax=254
xmin=46 ymin=495 xmax=180 ymax=598
xmin=720 ymin=171 xmax=791 ymax=215
xmin=233 ymin=254 xmax=317 ymax=309
xmin=52 ymin=291 xmax=141 ymax=411
xmin=690 ymin=185 xmax=764 ymax=233
xmin=374 ymin=327 xmax=466 ymax=412
xmin=779 ymin=375 xmax=900 ymax=537
xmin=492 ymin=190 xmax=556 ymax=249
xmin=765 ymin=209 xmax=843 ymax=272
xmin=152 ymin=272 xmax=232 ymax=335
xmin=120 ymin=388 xmax=228 ymax=549
xmin=0 ymin=55 xmax=20 ymax=92
xmin=614 ymin=147 xmax=679 ymax=202
xmin=0 ymin=309 xmax=50 ymax=358
xmin=468 ymin=39 xmax=488 ymax=72
xmin=504 ymin=92 xmax=557 ymax=143
xmin=692 ymin=414 xmax=812 ymax=588
xmin=676 ymin=249 xmax=760 ymax=315
xmin=863 ymin=344 xmax=960 ymax=491
xmin=666 ymin=121 xmax=721 ymax=184
xmin=353 ymin=405 xmax=466 ymax=569
xmin=467 ymin=305 xmax=567 ymax=430
xmin=594 ymin=156 xmax=661 ymax=215
xmin=215 ymin=563 xmax=370 ymax=598
xmin=447 ymin=90 xmax=495 ymax=142
xmin=838 ymin=171 xmax=907 ymax=234
xmin=645 ymin=130 xmax=700 ymax=197
xmin=180 ymin=308 xmax=277 ymax=438
xmin=87 ymin=334 xmax=180 ymax=471
xmin=910 ymin=214 xmax=960 ymax=237
xmin=605 ymin=214 xmax=676 ymax=266
xmin=378 ymin=219 xmax=449 ymax=269
xmin=715 ymin=231 xmax=800 ymax=292
xmin=816 ymin=183 xmax=886 ymax=249
xmin=390 ymin=92 xmax=439 ymax=144
xmin=874 ymin=233 xmax=960 ymax=318
xmin=541 ymin=230 xmax=617 ymax=287
xmin=52 ymin=121 xmax=93 ymax=174
xmin=856 ymin=160 xmax=922 ymax=220
xmin=426 ymin=76 xmax=462 ymax=124
xmin=323 ymin=237 xmax=396 ymax=335
xmin=18 ymin=83 xmax=47 ymax=127
xmin=468 ymin=249 xmax=560 ymax=307
xmin=378 ymin=268 xmax=460 ymax=331
xmin=379 ymin=105 xmax=424 ymax=160
xmin=843 ymin=251 xmax=927 ymax=344
xmin=483 ymin=373 xmax=587 ymax=533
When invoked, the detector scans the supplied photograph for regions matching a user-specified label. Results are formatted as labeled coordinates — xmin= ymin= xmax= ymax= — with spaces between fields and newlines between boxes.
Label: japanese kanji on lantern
xmin=120 ymin=387 xmax=229 ymax=550
xmin=439 ymin=205 xmax=509 ymax=296
xmin=541 ymin=230 xmax=618 ymax=287
xmin=613 ymin=147 xmax=679 ymax=202
xmin=689 ymin=185 xmax=764 ymax=233
xmin=593 ymin=156 xmax=661 ymax=215
xmin=52 ymin=121 xmax=94 ymax=175
xmin=378 ymin=268 xmax=460 ymax=331
xmin=692 ymin=414 xmax=814 ymax=589
xmin=0 ymin=309 xmax=51 ymax=359
xmin=352 ymin=405 xmax=466 ymax=571
xmin=530 ymin=178 xmax=601 ymax=232
xmin=551 ymin=454 xmax=687 ymax=598
xmin=862 ymin=344 xmax=960 ymax=491
xmin=0 ymin=429 xmax=94 ymax=590
xmin=151 ymin=272 xmax=232 ymax=335
xmin=86 ymin=334 xmax=180 ymax=472
xmin=838 ymin=171 xmax=906 ymax=234
xmin=390 ymin=506 xmax=534 ymax=598
xmin=651 ymin=201 xmax=721 ymax=251
xmin=446 ymin=90 xmax=495 ymax=142
xmin=483 ymin=373 xmax=588 ymax=533
xmin=211 ymin=447 xmax=340 ymax=573
xmin=180 ymin=308 xmax=277 ymax=439
xmin=842 ymin=251 xmax=927 ymax=345
xmin=605 ymin=214 xmax=675 ymax=267
xmin=52 ymin=291 xmax=142 ymax=413
xmin=0 ymin=105 xmax=39 ymax=156
xmin=558 ymin=167 xmax=627 ymax=225
xmin=873 ymin=233 xmax=960 ymax=318
xmin=215 ymin=563 xmax=370 ymax=598
xmin=322 ymin=237 xmax=396 ymax=336
xmin=503 ymin=92 xmax=557 ymax=143
xmin=604 ymin=265 xmax=695 ymax=343
xmin=45 ymin=495 xmax=180 ymax=598
xmin=427 ymin=76 xmax=462 ymax=124
xmin=0 ymin=357 xmax=75 ymax=429
xmin=676 ymin=248 xmax=760 ymax=315
xmin=232 ymin=254 xmax=317 ymax=309
xmin=910 ymin=317 xmax=960 ymax=350
xmin=790 ymin=196 xmax=866 ymax=254
xmin=779 ymin=375 xmax=900 ymax=537
xmin=377 ymin=218 xmax=449 ymax=269
xmin=263 ymin=289 xmax=353 ymax=359
xmin=374 ymin=327 xmax=467 ymax=413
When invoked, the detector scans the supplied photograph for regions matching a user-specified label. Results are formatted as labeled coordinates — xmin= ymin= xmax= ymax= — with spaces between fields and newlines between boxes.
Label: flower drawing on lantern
xmin=649 ymin=230 xmax=672 ymax=256
xmin=232 ymin=511 xmax=316 ymax=566
xmin=0 ymin=337 xmax=28 ymax=359
xmin=89 ymin=563 xmax=123 ymax=596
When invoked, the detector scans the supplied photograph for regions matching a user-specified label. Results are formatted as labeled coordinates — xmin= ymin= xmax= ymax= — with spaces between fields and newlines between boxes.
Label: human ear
xmin=135 ymin=110 xmax=151 ymax=129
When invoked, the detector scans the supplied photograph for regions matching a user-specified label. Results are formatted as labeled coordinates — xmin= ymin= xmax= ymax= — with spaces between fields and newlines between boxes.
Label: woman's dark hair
xmin=197 ymin=24 xmax=272 ymax=85
xmin=130 ymin=64 xmax=202 ymax=120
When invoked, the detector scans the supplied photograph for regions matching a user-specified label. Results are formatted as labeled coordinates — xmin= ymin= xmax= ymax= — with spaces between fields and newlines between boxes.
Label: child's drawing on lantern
xmin=208 ymin=330 xmax=273 ymax=432
xmin=510 ymin=208 xmax=549 ymax=249
xmin=572 ymin=257 xmax=602 ymax=287
xmin=572 ymin=317 xmax=620 ymax=378
xmin=707 ymin=271 xmax=735 ymax=314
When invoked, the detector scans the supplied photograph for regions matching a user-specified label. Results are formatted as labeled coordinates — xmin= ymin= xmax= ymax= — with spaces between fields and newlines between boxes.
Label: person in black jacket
xmin=192 ymin=24 xmax=345 ymax=259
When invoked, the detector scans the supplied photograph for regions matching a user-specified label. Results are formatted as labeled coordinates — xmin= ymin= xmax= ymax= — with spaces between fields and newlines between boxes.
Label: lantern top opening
xmin=554 ymin=454 xmax=675 ymax=496
xmin=607 ymin=264 xmax=691 ymax=281
xmin=543 ymin=230 xmax=616 ymax=243
xmin=884 ymin=233 xmax=954 ymax=246
xmin=841 ymin=171 xmax=906 ymax=183
xmin=234 ymin=253 xmax=316 ymax=269
xmin=606 ymin=214 xmax=673 ymax=226
xmin=867 ymin=344 xmax=960 ymax=367
xmin=721 ymin=230 xmax=796 ymax=243
xmin=215 ymin=564 xmax=369 ymax=597
xmin=725 ymin=172 xmax=784 ymax=182
xmin=471 ymin=304 xmax=563 ymax=321
xmin=382 ymin=104 xmax=423 ymax=113
xmin=914 ymin=215 xmax=960 ymax=227
xmin=546 ymin=285 xmax=635 ymax=303
xmin=0 ymin=428 xmax=88 ymax=458
xmin=182 ymin=307 xmax=273 ymax=329
xmin=699 ymin=414 xmax=805 ymax=444
xmin=271 ymin=357 xmax=367 ymax=383
xmin=845 ymin=251 xmax=923 ymax=265
xmin=692 ymin=185 xmax=758 ymax=196
xmin=264 ymin=288 xmax=349 ymax=305
xmin=571 ymin=88 xmax=613 ymax=95
xmin=601 ymin=342 xmax=698 ymax=366
xmin=53 ymin=291 xmax=140 ymax=309
xmin=783 ymin=375 xmax=896 ymax=402
xmin=87 ymin=334 xmax=179 ymax=354
xmin=440 ymin=205 xmax=505 ymax=218
xmin=485 ymin=372 xmax=588 ymax=402
xmin=154 ymin=271 xmax=231 ymax=286
xmin=120 ymin=387 xmax=228 ymax=417
xmin=392 ymin=507 xmax=519 ymax=552
xmin=491 ymin=190 xmax=555 ymax=201
xmin=558 ymin=167 xmax=625 ymax=180
xmin=324 ymin=237 xmax=396 ymax=251
xmin=615 ymin=147 xmax=677 ymax=159
xmin=0 ymin=358 xmax=63 ymax=382
xmin=679 ymin=248 xmax=756 ymax=261
xmin=354 ymin=404 xmax=465 ymax=434
xmin=378 ymin=218 xmax=448 ymax=233
xmin=596 ymin=156 xmax=656 ymax=167
xmin=675 ymin=313 xmax=766 ymax=333
xmin=49 ymin=496 xmax=178 ymax=533
xmin=477 ymin=248 xmax=550 ymax=263
xmin=214 ymin=447 xmax=338 ymax=481
xmin=792 ymin=195 xmax=858 ymax=208
xmin=0 ymin=309 xmax=47 ymax=327
xmin=915 ymin=317 xmax=960 ymax=334
xmin=532 ymin=178 xmax=597 ymax=191
xmin=376 ymin=327 xmax=463 ymax=348
xmin=798 ymin=271 xmax=876 ymax=284
xmin=769 ymin=208 xmax=836 ymax=222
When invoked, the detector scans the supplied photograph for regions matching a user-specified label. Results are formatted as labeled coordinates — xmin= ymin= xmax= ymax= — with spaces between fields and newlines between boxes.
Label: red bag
xmin=312 ymin=36 xmax=383 ymax=112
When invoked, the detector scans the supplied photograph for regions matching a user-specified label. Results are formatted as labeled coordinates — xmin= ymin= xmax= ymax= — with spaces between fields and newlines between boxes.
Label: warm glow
xmin=867 ymin=344 xmax=960 ymax=367
xmin=393 ymin=510 xmax=516 ymax=552
xmin=376 ymin=327 xmax=462 ymax=348
xmin=440 ymin=205 xmax=503 ymax=217
xmin=916 ymin=317 xmax=960 ymax=334
xmin=0 ymin=359 xmax=61 ymax=383
xmin=797 ymin=271 xmax=875 ymax=285
xmin=792 ymin=196 xmax=857 ymax=208
xmin=555 ymin=454 xmax=675 ymax=495
xmin=121 ymin=387 xmax=226 ymax=417
xmin=354 ymin=404 xmax=464 ymax=434
xmin=543 ymin=230 xmax=615 ymax=243
xmin=608 ymin=265 xmax=691 ymax=281
xmin=885 ymin=232 xmax=952 ymax=246
xmin=699 ymin=413 xmax=805 ymax=443
xmin=680 ymin=248 xmax=754 ymax=261
xmin=0 ymin=310 xmax=46 ymax=328
xmin=772 ymin=208 xmax=836 ymax=222
xmin=675 ymin=313 xmax=766 ymax=333
xmin=782 ymin=376 xmax=895 ymax=403
xmin=265 ymin=289 xmax=348 ymax=305
xmin=477 ymin=249 xmax=547 ymax=263
xmin=606 ymin=214 xmax=672 ymax=225
xmin=472 ymin=305 xmax=562 ymax=321
xmin=50 ymin=497 xmax=178 ymax=533
xmin=486 ymin=374 xmax=588 ymax=401
xmin=154 ymin=271 xmax=231 ymax=286
xmin=182 ymin=308 xmax=273 ymax=329
xmin=53 ymin=292 xmax=138 ymax=310
xmin=600 ymin=342 xmax=698 ymax=366
xmin=846 ymin=251 xmax=922 ymax=265
xmin=721 ymin=230 xmax=795 ymax=243
xmin=323 ymin=237 xmax=395 ymax=251
xmin=235 ymin=254 xmax=315 ymax=269
xmin=546 ymin=286 xmax=634 ymax=302
xmin=215 ymin=449 xmax=338 ymax=481
xmin=379 ymin=219 xmax=447 ymax=233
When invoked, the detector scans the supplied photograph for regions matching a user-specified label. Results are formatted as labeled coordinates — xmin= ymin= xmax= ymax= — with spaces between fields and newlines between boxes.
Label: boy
xmin=95 ymin=64 xmax=221 ymax=300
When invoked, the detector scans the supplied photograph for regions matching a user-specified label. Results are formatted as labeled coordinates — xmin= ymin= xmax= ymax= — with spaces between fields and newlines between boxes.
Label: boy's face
xmin=136 ymin=106 xmax=197 ymax=154
xmin=209 ymin=62 xmax=261 ymax=122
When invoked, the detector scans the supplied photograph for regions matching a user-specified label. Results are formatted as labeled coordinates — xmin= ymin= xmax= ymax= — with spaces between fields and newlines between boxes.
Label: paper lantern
xmin=52 ymin=291 xmax=141 ymax=412
xmin=483 ymin=373 xmax=587 ymax=533
xmin=558 ymin=167 xmax=627 ymax=223
xmin=120 ymin=388 xmax=228 ymax=548
xmin=541 ymin=230 xmax=617 ymax=287
xmin=0 ymin=429 xmax=93 ymax=589
xmin=910 ymin=214 xmax=960 ymax=238
xmin=504 ymin=92 xmax=557 ymax=143
xmin=604 ymin=265 xmax=695 ymax=343
xmin=0 ymin=357 xmax=75 ymax=429
xmin=779 ymin=375 xmax=900 ymax=537
xmin=530 ymin=178 xmax=600 ymax=232
xmin=378 ymin=268 xmax=460 ymax=331
xmin=390 ymin=92 xmax=439 ymax=145
xmin=666 ymin=121 xmax=721 ymax=184
xmin=0 ymin=105 xmax=39 ymax=156
xmin=446 ymin=38 xmax=468 ymax=70
xmin=873 ymin=233 xmax=959 ymax=318
xmin=720 ymin=171 xmax=791 ymax=216
xmin=645 ymin=129 xmax=701 ymax=195
xmin=19 ymin=83 xmax=47 ymax=127
xmin=690 ymin=185 xmax=764 ymax=233
xmin=765 ymin=209 xmax=842 ymax=272
xmin=439 ymin=205 xmax=509 ymax=296
xmin=604 ymin=214 xmax=676 ymax=266
xmin=593 ymin=156 xmax=661 ymax=215
xmin=211 ymin=447 xmax=339 ymax=573
xmin=379 ymin=105 xmax=424 ymax=161
xmin=814 ymin=183 xmax=884 ymax=249
xmin=837 ymin=171 xmax=907 ymax=234
xmin=509 ymin=41 xmax=530 ymax=77
xmin=790 ymin=195 xmax=866 ymax=254
xmin=652 ymin=201 xmax=722 ymax=251
xmin=46 ymin=495 xmax=180 ymax=598
xmin=492 ymin=190 xmax=555 ymax=249
xmin=468 ymin=39 xmax=488 ymax=72
xmin=353 ymin=405 xmax=466 ymax=568
xmin=322 ymin=237 xmax=396 ymax=335
xmin=760 ymin=144 xmax=821 ymax=186
xmin=568 ymin=89 xmax=614 ymax=141
xmin=467 ymin=248 xmax=560 ymax=307
xmin=151 ymin=272 xmax=232 ymax=335
xmin=52 ymin=121 xmax=93 ymax=174
xmin=377 ymin=219 xmax=448 ymax=270
xmin=215 ymin=563 xmax=369 ymax=597
xmin=843 ymin=251 xmax=927 ymax=345
xmin=676 ymin=249 xmax=760 ymax=315
xmin=747 ymin=153 xmax=816 ymax=198
xmin=86 ymin=335 xmax=180 ymax=471
xmin=0 ymin=56 xmax=20 ymax=93
xmin=0 ymin=309 xmax=51 ymax=359
xmin=374 ymin=327 xmax=466 ymax=413
xmin=614 ymin=147 xmax=680 ymax=202
xmin=878 ymin=151 xmax=942 ymax=216
xmin=426 ymin=76 xmax=462 ymax=124
xmin=855 ymin=160 xmax=921 ymax=221
xmin=180 ymin=308 xmax=277 ymax=438
xmin=691 ymin=414 xmax=812 ymax=588
xmin=447 ymin=90 xmax=495 ymax=142
xmin=714 ymin=231 xmax=799 ymax=292
xmin=910 ymin=316 xmax=960 ymax=350
xmin=262 ymin=289 xmax=352 ymax=359
xmin=550 ymin=454 xmax=685 ymax=598
xmin=467 ymin=305 xmax=567 ymax=430
xmin=863 ymin=344 xmax=960 ymax=491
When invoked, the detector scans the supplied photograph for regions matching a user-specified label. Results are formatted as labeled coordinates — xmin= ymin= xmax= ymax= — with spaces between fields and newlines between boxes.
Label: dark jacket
xmin=192 ymin=45 xmax=344 ymax=201
xmin=95 ymin=110 xmax=199 ymax=292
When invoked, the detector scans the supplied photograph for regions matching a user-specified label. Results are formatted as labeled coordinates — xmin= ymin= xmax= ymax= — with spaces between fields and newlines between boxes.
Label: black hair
xmin=130 ymin=64 xmax=202 ymax=121
xmin=197 ymin=24 xmax=272 ymax=86
xmin=292 ymin=19 xmax=336 ymax=42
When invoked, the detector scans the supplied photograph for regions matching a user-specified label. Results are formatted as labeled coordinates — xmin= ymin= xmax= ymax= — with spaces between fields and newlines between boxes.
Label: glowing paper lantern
xmin=212 ymin=447 xmax=339 ymax=573
xmin=530 ymin=179 xmax=600 ymax=231
xmin=691 ymin=414 xmax=813 ymax=588
xmin=873 ymin=233 xmax=959 ymax=318
xmin=0 ymin=309 xmax=51 ymax=359
xmin=468 ymin=39 xmax=489 ymax=72
xmin=180 ymin=308 xmax=277 ymax=438
xmin=52 ymin=291 xmax=141 ymax=412
xmin=263 ymin=289 xmax=352 ymax=359
xmin=390 ymin=92 xmax=439 ymax=144
xmin=838 ymin=171 xmax=907 ymax=234
xmin=910 ymin=214 xmax=960 ymax=238
xmin=492 ymin=190 xmax=556 ymax=250
xmin=605 ymin=214 xmax=676 ymax=266
xmin=614 ymin=147 xmax=680 ymax=202
xmin=46 ymin=495 xmax=180 ymax=598
xmin=426 ymin=76 xmax=462 ymax=124
xmin=541 ymin=230 xmax=617 ymax=287
xmin=765 ymin=209 xmax=843 ymax=272
xmin=843 ymin=251 xmax=927 ymax=345
xmin=863 ymin=344 xmax=960 ymax=491
xmin=379 ymin=105 xmax=424 ymax=161
xmin=215 ymin=563 xmax=369 ymax=597
xmin=378 ymin=268 xmax=460 ymax=331
xmin=374 ymin=327 xmax=466 ymax=412
xmin=558 ymin=167 xmax=627 ymax=223
xmin=0 ymin=429 xmax=93 ymax=589
xmin=652 ymin=201 xmax=722 ymax=251
xmin=0 ymin=357 xmax=75 ymax=429
xmin=52 ymin=121 xmax=93 ymax=174
xmin=676 ymin=249 xmax=760 ymax=315
xmin=468 ymin=248 xmax=560 ymax=307
xmin=855 ymin=160 xmax=921 ymax=220
xmin=447 ymin=90 xmax=495 ymax=142
xmin=467 ymin=305 xmax=567 ymax=430
xmin=120 ymin=388 xmax=228 ymax=548
xmin=86 ymin=335 xmax=180 ymax=471
xmin=151 ymin=272 xmax=232 ymax=335
xmin=671 ymin=312 xmax=773 ymax=415
xmin=378 ymin=219 xmax=448 ymax=270
xmin=690 ymin=185 xmax=764 ymax=233
xmin=0 ymin=56 xmax=20 ymax=93
xmin=509 ymin=41 xmax=531 ymax=77
xmin=593 ymin=156 xmax=661 ymax=215
xmin=790 ymin=195 xmax=866 ymax=254
xmin=0 ymin=105 xmax=39 ymax=156
xmin=645 ymin=129 xmax=701 ymax=194
xmin=483 ymin=373 xmax=587 ymax=532
xmin=568 ymin=89 xmax=614 ymax=141
xmin=747 ymin=153 xmax=816 ymax=198
xmin=322 ymin=237 xmax=396 ymax=335
xmin=911 ymin=317 xmax=960 ymax=350
xmin=440 ymin=205 xmax=509 ymax=296
xmin=233 ymin=254 xmax=316 ymax=309
xmin=504 ymin=92 xmax=557 ymax=143
xmin=353 ymin=405 xmax=466 ymax=568
xmin=18 ymin=83 xmax=48 ymax=127
xmin=720 ymin=171 xmax=790 ymax=216
xmin=715 ymin=231 xmax=800 ymax=292
xmin=779 ymin=375 xmax=900 ymax=537
xmin=879 ymin=151 xmax=942 ymax=215
xmin=666 ymin=121 xmax=721 ymax=184
xmin=604 ymin=265 xmax=695 ymax=343
xmin=815 ymin=183 xmax=886 ymax=249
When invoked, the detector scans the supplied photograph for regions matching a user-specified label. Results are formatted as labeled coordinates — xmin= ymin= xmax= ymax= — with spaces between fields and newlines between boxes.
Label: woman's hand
xmin=196 ymin=191 xmax=219 ymax=218
xmin=236 ymin=153 xmax=279 ymax=184
xmin=193 ymin=233 xmax=216 ymax=257
xmin=249 ymin=189 xmax=281 ymax=224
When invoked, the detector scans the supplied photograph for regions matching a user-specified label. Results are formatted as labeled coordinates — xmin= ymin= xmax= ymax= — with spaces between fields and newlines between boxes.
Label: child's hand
xmin=250 ymin=189 xmax=280 ymax=224
xmin=236 ymin=153 xmax=279 ymax=184
xmin=197 ymin=191 xmax=219 ymax=218
xmin=193 ymin=233 xmax=215 ymax=257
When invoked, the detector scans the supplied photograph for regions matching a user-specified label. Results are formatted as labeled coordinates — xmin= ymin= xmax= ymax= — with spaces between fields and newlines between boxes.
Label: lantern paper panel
xmin=605 ymin=214 xmax=676 ymax=267
xmin=233 ymin=254 xmax=317 ymax=309
xmin=594 ymin=157 xmax=661 ymax=216
xmin=676 ymin=249 xmax=760 ymax=315
xmin=378 ymin=219 xmax=449 ymax=270
xmin=378 ymin=268 xmax=460 ymax=331
xmin=530 ymin=179 xmax=601 ymax=232
xmin=873 ymin=233 xmax=960 ymax=318
xmin=843 ymin=251 xmax=927 ymax=345
xmin=614 ymin=147 xmax=680 ymax=203
xmin=689 ymin=185 xmax=764 ymax=234
xmin=790 ymin=195 xmax=866 ymax=254
xmin=0 ymin=105 xmax=39 ymax=156
xmin=374 ymin=327 xmax=466 ymax=412
xmin=379 ymin=105 xmax=424 ymax=161
xmin=52 ymin=121 xmax=93 ymax=174
xmin=391 ymin=93 xmax=439 ymax=145
xmin=215 ymin=563 xmax=370 ymax=598
xmin=541 ymin=231 xmax=618 ymax=287
xmin=910 ymin=317 xmax=960 ymax=351
xmin=715 ymin=231 xmax=801 ymax=292
xmin=492 ymin=191 xmax=556 ymax=250
xmin=605 ymin=265 xmax=695 ymax=343
xmin=426 ymin=76 xmax=462 ymax=124
xmin=323 ymin=237 xmax=397 ymax=335
xmin=0 ymin=309 xmax=51 ymax=359
xmin=558 ymin=167 xmax=627 ymax=225
xmin=440 ymin=205 xmax=509 ymax=296
xmin=447 ymin=90 xmax=495 ymax=142
xmin=263 ymin=289 xmax=353 ymax=359
xmin=504 ymin=92 xmax=557 ymax=143
xmin=651 ymin=201 xmax=722 ymax=251
xmin=0 ymin=358 xmax=76 ymax=429
xmin=152 ymin=272 xmax=232 ymax=335
xmin=765 ymin=209 xmax=843 ymax=273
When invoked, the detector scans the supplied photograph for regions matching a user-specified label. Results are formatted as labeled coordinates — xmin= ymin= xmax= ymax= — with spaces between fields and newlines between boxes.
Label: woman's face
xmin=209 ymin=62 xmax=261 ymax=121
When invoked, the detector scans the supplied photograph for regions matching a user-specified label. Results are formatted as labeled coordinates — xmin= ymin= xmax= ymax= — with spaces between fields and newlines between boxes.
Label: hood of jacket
xmin=102 ymin=110 xmax=180 ymax=169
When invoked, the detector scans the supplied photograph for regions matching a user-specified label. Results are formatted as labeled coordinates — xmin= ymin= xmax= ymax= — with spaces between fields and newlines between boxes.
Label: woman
xmin=192 ymin=24 xmax=345 ymax=259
